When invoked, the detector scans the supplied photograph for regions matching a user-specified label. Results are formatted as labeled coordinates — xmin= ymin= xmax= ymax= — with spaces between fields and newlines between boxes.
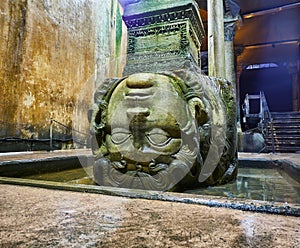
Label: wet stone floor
xmin=1 ymin=184 xmax=300 ymax=248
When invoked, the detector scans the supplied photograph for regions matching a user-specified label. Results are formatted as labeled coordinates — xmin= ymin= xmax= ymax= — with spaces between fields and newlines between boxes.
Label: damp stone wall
xmin=0 ymin=0 xmax=126 ymax=148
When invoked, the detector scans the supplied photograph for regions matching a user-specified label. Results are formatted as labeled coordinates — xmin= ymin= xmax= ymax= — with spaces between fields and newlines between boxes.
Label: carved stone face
xmin=91 ymin=70 xmax=238 ymax=191
xmin=94 ymin=73 xmax=200 ymax=190
xmin=107 ymin=73 xmax=187 ymax=162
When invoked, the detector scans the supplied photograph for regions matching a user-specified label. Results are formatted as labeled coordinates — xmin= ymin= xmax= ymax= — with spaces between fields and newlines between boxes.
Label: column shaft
xmin=207 ymin=0 xmax=225 ymax=78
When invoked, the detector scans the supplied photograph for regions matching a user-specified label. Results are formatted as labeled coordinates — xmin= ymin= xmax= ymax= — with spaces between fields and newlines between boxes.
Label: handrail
xmin=0 ymin=119 xmax=88 ymax=150
xmin=242 ymin=91 xmax=275 ymax=153
xmin=260 ymin=92 xmax=275 ymax=153
xmin=50 ymin=119 xmax=87 ymax=136
xmin=49 ymin=118 xmax=88 ymax=150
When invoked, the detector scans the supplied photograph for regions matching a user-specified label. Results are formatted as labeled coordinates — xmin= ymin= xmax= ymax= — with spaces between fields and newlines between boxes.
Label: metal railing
xmin=0 ymin=119 xmax=88 ymax=151
xmin=49 ymin=118 xmax=88 ymax=151
xmin=242 ymin=91 xmax=275 ymax=153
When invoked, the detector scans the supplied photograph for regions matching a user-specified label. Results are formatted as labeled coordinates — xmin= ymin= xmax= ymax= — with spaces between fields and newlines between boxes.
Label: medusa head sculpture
xmin=89 ymin=68 xmax=237 ymax=191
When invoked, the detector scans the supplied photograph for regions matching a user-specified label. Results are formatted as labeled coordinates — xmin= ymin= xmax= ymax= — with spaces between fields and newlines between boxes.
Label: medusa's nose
xmin=132 ymin=132 xmax=144 ymax=150
xmin=127 ymin=108 xmax=149 ymax=149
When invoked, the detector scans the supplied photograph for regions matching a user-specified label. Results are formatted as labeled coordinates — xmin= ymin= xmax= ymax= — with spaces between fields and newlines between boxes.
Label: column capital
xmin=224 ymin=21 xmax=236 ymax=41
xmin=224 ymin=15 xmax=239 ymax=41
xmin=122 ymin=0 xmax=205 ymax=75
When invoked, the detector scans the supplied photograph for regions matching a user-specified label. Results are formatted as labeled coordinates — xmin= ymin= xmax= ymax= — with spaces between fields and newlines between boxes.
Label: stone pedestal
xmin=121 ymin=0 xmax=205 ymax=75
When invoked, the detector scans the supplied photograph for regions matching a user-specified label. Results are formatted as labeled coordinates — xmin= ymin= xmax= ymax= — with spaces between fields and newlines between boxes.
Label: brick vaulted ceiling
xmin=197 ymin=0 xmax=300 ymax=66
xmin=196 ymin=0 xmax=300 ymax=15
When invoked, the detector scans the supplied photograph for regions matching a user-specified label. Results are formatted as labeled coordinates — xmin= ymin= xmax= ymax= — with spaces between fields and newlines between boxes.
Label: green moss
xmin=115 ymin=5 xmax=122 ymax=58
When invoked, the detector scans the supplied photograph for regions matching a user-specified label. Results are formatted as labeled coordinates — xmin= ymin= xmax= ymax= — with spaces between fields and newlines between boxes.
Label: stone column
xmin=207 ymin=0 xmax=225 ymax=78
xmin=235 ymin=53 xmax=245 ymax=151
xmin=235 ymin=46 xmax=244 ymax=129
xmin=224 ymin=18 xmax=237 ymax=84
xmin=287 ymin=63 xmax=300 ymax=111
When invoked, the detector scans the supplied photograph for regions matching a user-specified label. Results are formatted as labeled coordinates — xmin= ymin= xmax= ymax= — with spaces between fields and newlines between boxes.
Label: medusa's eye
xmin=146 ymin=128 xmax=171 ymax=147
xmin=111 ymin=131 xmax=131 ymax=145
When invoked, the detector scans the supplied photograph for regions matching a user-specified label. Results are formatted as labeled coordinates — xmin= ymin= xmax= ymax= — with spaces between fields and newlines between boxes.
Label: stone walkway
xmin=1 ymin=184 xmax=299 ymax=248
xmin=1 ymin=149 xmax=299 ymax=168
xmin=0 ymin=149 xmax=92 ymax=163
xmin=239 ymin=152 xmax=300 ymax=168
xmin=0 ymin=150 xmax=300 ymax=247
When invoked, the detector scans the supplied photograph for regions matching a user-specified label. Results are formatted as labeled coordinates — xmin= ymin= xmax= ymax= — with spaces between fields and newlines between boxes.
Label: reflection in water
xmin=186 ymin=168 xmax=300 ymax=203
xmin=24 ymin=167 xmax=95 ymax=185
xmin=24 ymin=167 xmax=300 ymax=203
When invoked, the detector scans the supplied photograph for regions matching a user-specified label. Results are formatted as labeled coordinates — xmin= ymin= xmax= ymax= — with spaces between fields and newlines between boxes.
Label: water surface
xmin=24 ymin=166 xmax=300 ymax=203
xmin=186 ymin=167 xmax=300 ymax=203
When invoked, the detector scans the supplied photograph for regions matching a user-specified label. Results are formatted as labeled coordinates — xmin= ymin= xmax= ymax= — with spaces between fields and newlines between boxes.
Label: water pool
xmin=23 ymin=165 xmax=300 ymax=204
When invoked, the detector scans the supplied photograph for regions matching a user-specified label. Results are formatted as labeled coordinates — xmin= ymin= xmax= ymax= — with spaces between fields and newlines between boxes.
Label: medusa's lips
xmin=125 ymin=88 xmax=153 ymax=100
xmin=95 ymin=153 xmax=195 ymax=191
xmin=112 ymin=159 xmax=168 ymax=174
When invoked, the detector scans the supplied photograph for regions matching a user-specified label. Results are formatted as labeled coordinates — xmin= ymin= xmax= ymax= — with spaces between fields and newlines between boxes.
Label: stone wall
xmin=0 ymin=0 xmax=126 ymax=146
